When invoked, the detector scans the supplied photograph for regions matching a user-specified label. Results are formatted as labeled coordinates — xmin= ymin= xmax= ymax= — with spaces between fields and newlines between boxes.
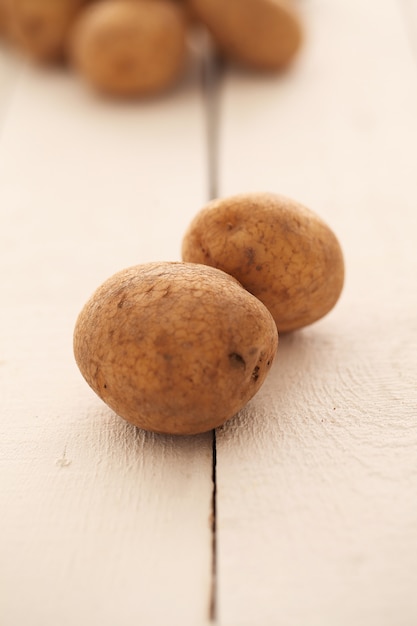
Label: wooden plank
xmin=215 ymin=0 xmax=417 ymax=624
xmin=0 ymin=54 xmax=213 ymax=625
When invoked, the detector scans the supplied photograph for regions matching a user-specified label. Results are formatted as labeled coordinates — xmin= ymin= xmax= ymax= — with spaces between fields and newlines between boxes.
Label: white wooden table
xmin=1 ymin=1 xmax=417 ymax=625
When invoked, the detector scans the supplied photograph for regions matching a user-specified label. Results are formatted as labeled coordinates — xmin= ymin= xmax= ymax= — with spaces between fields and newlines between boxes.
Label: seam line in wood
xmin=209 ymin=429 xmax=218 ymax=622
xmin=200 ymin=33 xmax=223 ymax=622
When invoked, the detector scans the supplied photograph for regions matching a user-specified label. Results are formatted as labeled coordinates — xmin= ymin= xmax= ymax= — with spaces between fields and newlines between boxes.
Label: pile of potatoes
xmin=74 ymin=193 xmax=344 ymax=435
xmin=0 ymin=0 xmax=303 ymax=97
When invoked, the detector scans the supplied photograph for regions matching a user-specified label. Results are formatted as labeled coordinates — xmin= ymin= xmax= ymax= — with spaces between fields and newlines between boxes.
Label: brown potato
xmin=73 ymin=262 xmax=278 ymax=435
xmin=7 ymin=0 xmax=86 ymax=62
xmin=171 ymin=0 xmax=198 ymax=25
xmin=189 ymin=0 xmax=302 ymax=70
xmin=69 ymin=0 xmax=188 ymax=97
xmin=0 ymin=0 xmax=8 ymax=36
xmin=182 ymin=193 xmax=345 ymax=332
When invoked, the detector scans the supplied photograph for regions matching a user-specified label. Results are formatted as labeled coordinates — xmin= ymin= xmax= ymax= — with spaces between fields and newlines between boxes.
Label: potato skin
xmin=6 ymin=0 xmax=86 ymax=62
xmin=0 ymin=0 xmax=8 ymax=36
xmin=73 ymin=262 xmax=278 ymax=435
xmin=182 ymin=193 xmax=345 ymax=332
xmin=189 ymin=0 xmax=302 ymax=70
xmin=69 ymin=0 xmax=187 ymax=97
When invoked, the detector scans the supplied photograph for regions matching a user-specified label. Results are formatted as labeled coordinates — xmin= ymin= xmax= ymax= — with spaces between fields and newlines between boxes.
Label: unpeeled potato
xmin=7 ymin=0 xmax=87 ymax=62
xmin=189 ymin=0 xmax=303 ymax=70
xmin=171 ymin=0 xmax=198 ymax=25
xmin=73 ymin=262 xmax=278 ymax=435
xmin=69 ymin=0 xmax=188 ymax=97
xmin=182 ymin=193 xmax=345 ymax=332
xmin=0 ymin=0 xmax=8 ymax=36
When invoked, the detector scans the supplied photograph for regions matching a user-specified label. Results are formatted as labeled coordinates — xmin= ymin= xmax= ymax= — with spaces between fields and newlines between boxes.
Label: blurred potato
xmin=69 ymin=0 xmax=188 ymax=97
xmin=7 ymin=0 xmax=87 ymax=62
xmin=0 ymin=0 xmax=10 ymax=37
xmin=189 ymin=0 xmax=303 ymax=70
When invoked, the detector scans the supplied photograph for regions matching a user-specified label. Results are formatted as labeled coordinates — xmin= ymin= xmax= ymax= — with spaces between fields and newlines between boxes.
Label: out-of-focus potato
xmin=189 ymin=0 xmax=302 ymax=70
xmin=182 ymin=193 xmax=345 ymax=332
xmin=0 ymin=1 xmax=7 ymax=36
xmin=69 ymin=0 xmax=188 ymax=97
xmin=73 ymin=262 xmax=278 ymax=435
xmin=7 ymin=0 xmax=86 ymax=62
xmin=0 ymin=0 xmax=12 ymax=37
xmin=171 ymin=0 xmax=198 ymax=25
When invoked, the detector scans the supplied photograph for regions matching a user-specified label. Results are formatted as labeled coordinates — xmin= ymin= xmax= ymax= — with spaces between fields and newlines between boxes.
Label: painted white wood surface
xmin=0 ymin=51 xmax=214 ymax=625
xmin=215 ymin=0 xmax=417 ymax=625
xmin=2 ymin=1 xmax=417 ymax=624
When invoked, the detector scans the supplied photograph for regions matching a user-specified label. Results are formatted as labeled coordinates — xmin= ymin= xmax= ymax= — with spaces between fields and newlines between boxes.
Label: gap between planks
xmin=209 ymin=430 xmax=218 ymax=622
xmin=200 ymin=34 xmax=224 ymax=623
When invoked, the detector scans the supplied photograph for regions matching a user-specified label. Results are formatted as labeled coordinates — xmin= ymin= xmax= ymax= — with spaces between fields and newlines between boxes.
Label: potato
xmin=171 ymin=0 xmax=198 ymax=25
xmin=69 ymin=0 xmax=188 ymax=97
xmin=189 ymin=0 xmax=302 ymax=70
xmin=6 ymin=0 xmax=86 ymax=62
xmin=182 ymin=193 xmax=345 ymax=332
xmin=73 ymin=262 xmax=278 ymax=435
xmin=0 ymin=0 xmax=8 ymax=36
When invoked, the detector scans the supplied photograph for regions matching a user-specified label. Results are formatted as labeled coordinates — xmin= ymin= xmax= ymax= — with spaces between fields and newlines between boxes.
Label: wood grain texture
xmin=215 ymin=0 xmax=417 ymax=624
xmin=0 ymin=56 xmax=213 ymax=625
